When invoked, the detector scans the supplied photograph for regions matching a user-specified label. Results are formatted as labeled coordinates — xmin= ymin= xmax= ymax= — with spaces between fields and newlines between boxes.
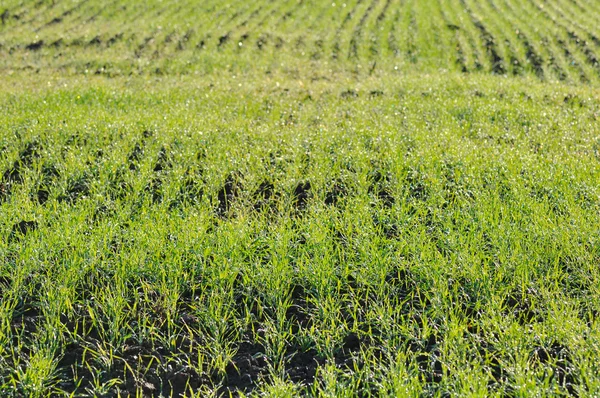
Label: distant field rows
xmin=1 ymin=0 xmax=600 ymax=82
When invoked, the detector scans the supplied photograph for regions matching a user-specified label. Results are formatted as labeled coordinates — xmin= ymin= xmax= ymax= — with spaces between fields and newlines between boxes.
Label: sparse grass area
xmin=2 ymin=1 xmax=600 ymax=397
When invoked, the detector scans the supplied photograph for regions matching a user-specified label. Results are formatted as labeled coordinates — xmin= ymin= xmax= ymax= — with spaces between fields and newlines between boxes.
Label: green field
xmin=2 ymin=0 xmax=600 ymax=397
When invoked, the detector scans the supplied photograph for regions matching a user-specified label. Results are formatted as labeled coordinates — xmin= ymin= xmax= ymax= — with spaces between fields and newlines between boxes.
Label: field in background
xmin=1 ymin=1 xmax=600 ymax=397
xmin=2 ymin=0 xmax=600 ymax=81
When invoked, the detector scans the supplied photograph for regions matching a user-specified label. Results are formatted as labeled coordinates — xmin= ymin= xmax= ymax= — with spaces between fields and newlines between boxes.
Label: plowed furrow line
xmin=556 ymin=37 xmax=589 ymax=82
xmin=567 ymin=31 xmax=600 ymax=73
xmin=274 ymin=0 xmax=307 ymax=29
xmin=561 ymin=0 xmax=600 ymax=32
xmin=236 ymin=0 xmax=297 ymax=50
xmin=414 ymin=0 xmax=453 ymax=68
xmin=193 ymin=0 xmax=249 ymax=43
xmin=473 ymin=0 xmax=531 ymax=76
xmin=528 ymin=0 xmax=600 ymax=77
xmin=214 ymin=2 xmax=266 ymax=49
xmin=387 ymin=7 xmax=401 ymax=56
xmin=437 ymin=0 xmax=468 ymax=72
xmin=236 ymin=6 xmax=264 ymax=29
xmin=406 ymin=10 xmax=417 ymax=63
xmin=517 ymin=0 xmax=586 ymax=81
xmin=348 ymin=0 xmax=380 ymax=59
xmin=34 ymin=0 xmax=90 ymax=33
xmin=256 ymin=3 xmax=283 ymax=28
xmin=501 ymin=0 xmax=570 ymax=80
xmin=446 ymin=0 xmax=486 ymax=71
xmin=376 ymin=0 xmax=392 ymax=24
xmin=0 ymin=1 xmax=32 ymax=30
xmin=542 ymin=0 xmax=600 ymax=67
xmin=545 ymin=0 xmax=600 ymax=45
xmin=0 ymin=0 xmax=58 ymax=39
xmin=13 ymin=0 xmax=60 ymax=28
xmin=229 ymin=3 xmax=267 ymax=49
xmin=302 ymin=2 xmax=340 ymax=60
xmin=550 ymin=0 xmax=600 ymax=38
xmin=368 ymin=0 xmax=392 ymax=56
xmin=74 ymin=0 xmax=124 ymax=30
xmin=522 ymin=34 xmax=546 ymax=78
xmin=21 ymin=0 xmax=120 ymax=47
xmin=332 ymin=0 xmax=365 ymax=60
xmin=452 ymin=0 xmax=489 ymax=71
xmin=460 ymin=0 xmax=505 ymax=74
xmin=146 ymin=2 xmax=208 ymax=52
xmin=135 ymin=4 xmax=188 ymax=57
xmin=484 ymin=0 xmax=523 ymax=75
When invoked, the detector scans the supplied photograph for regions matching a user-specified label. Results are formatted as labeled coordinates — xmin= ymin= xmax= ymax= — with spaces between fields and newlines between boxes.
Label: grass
xmin=2 ymin=0 xmax=600 ymax=397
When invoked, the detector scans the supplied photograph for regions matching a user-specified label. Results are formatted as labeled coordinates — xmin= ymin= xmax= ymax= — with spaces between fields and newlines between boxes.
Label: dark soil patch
xmin=18 ymin=141 xmax=41 ymax=165
xmin=35 ymin=188 xmax=50 ymax=204
xmin=368 ymin=170 xmax=395 ymax=208
xmin=216 ymin=172 xmax=242 ymax=217
xmin=92 ymin=204 xmax=116 ymax=224
xmin=285 ymin=348 xmax=324 ymax=386
xmin=0 ymin=182 xmax=9 ymax=202
xmin=57 ymin=337 xmax=209 ymax=397
xmin=1 ymin=9 xmax=9 ymax=25
xmin=218 ymin=33 xmax=231 ymax=47
xmin=88 ymin=36 xmax=102 ymax=46
xmin=404 ymin=168 xmax=428 ymax=201
xmin=35 ymin=164 xmax=60 ymax=204
xmin=128 ymin=142 xmax=144 ymax=170
xmin=9 ymin=220 xmax=38 ymax=242
xmin=410 ymin=333 xmax=444 ymax=384
xmin=153 ymin=146 xmax=172 ymax=172
xmin=531 ymin=343 xmax=576 ymax=396
xmin=471 ymin=20 xmax=505 ymax=74
xmin=42 ymin=164 xmax=60 ymax=180
xmin=253 ymin=180 xmax=277 ymax=212
xmin=285 ymin=284 xmax=314 ymax=332
xmin=59 ymin=175 xmax=91 ymax=204
xmin=220 ymin=333 xmax=364 ymax=397
xmin=3 ymin=166 xmax=22 ymax=184
xmin=385 ymin=267 xmax=417 ymax=297
xmin=324 ymin=179 xmax=348 ymax=206
xmin=372 ymin=213 xmax=400 ymax=239
xmin=107 ymin=33 xmax=124 ymax=47
xmin=519 ymin=35 xmax=544 ymax=78
xmin=341 ymin=89 xmax=359 ymax=99
xmin=292 ymin=181 xmax=311 ymax=211
xmin=504 ymin=288 xmax=539 ymax=325
xmin=25 ymin=40 xmax=44 ymax=51
xmin=144 ymin=176 xmax=163 ymax=203
xmin=220 ymin=341 xmax=269 ymax=396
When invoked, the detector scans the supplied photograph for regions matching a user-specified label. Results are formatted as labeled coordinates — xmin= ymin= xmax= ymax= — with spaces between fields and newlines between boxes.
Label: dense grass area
xmin=2 ymin=0 xmax=600 ymax=397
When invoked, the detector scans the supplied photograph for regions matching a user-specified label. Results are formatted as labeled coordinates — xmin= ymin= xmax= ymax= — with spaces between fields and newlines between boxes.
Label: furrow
xmin=519 ymin=0 xmax=588 ymax=82
xmin=459 ymin=0 xmax=506 ymax=74
xmin=437 ymin=0 xmax=468 ymax=72
xmin=331 ymin=0 xmax=365 ymax=60
xmin=386 ymin=4 xmax=402 ymax=57
xmin=501 ymin=0 xmax=571 ymax=81
xmin=537 ymin=0 xmax=600 ymax=76
xmin=369 ymin=0 xmax=399 ymax=59
xmin=348 ymin=0 xmax=380 ymax=59
xmin=527 ymin=0 xmax=599 ymax=79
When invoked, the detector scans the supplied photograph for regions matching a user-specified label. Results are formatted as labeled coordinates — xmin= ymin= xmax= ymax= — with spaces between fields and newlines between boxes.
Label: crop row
xmin=0 ymin=0 xmax=599 ymax=81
